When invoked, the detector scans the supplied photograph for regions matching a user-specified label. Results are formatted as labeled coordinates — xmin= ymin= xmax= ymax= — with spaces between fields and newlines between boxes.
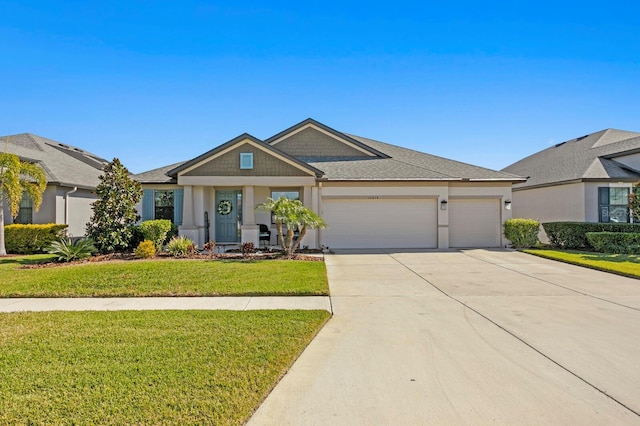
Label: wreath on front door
xmin=217 ymin=200 xmax=233 ymax=215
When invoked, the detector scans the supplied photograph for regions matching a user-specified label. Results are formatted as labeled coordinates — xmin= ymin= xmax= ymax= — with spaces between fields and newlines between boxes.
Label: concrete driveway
xmin=249 ymin=249 xmax=640 ymax=425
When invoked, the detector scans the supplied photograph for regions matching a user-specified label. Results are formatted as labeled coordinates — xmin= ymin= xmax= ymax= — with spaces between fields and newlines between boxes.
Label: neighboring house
xmin=1 ymin=133 xmax=108 ymax=237
xmin=133 ymin=119 xmax=524 ymax=249
xmin=502 ymin=129 xmax=640 ymax=238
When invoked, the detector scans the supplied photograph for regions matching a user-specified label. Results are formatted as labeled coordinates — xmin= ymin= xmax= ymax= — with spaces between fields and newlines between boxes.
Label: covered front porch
xmin=178 ymin=181 xmax=320 ymax=250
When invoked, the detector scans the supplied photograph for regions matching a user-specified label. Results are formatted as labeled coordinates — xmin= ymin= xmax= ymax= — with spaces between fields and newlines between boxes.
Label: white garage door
xmin=322 ymin=198 xmax=437 ymax=249
xmin=449 ymin=199 xmax=501 ymax=248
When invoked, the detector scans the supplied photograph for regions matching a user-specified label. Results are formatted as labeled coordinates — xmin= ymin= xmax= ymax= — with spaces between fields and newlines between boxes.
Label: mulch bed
xmin=19 ymin=251 xmax=323 ymax=269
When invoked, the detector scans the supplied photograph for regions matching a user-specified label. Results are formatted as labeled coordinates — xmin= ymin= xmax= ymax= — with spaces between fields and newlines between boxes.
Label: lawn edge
xmin=521 ymin=249 xmax=640 ymax=280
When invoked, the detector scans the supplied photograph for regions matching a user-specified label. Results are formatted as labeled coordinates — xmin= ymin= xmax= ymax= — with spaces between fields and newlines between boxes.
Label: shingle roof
xmin=133 ymin=120 xmax=525 ymax=183
xmin=1 ymin=133 xmax=109 ymax=189
xmin=502 ymin=129 xmax=640 ymax=189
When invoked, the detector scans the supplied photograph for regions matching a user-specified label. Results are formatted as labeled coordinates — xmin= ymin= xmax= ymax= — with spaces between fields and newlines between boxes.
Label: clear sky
xmin=1 ymin=1 xmax=639 ymax=174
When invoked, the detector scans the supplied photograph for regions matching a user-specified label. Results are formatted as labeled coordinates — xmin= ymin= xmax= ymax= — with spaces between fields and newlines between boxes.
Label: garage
xmin=449 ymin=198 xmax=501 ymax=248
xmin=321 ymin=198 xmax=438 ymax=249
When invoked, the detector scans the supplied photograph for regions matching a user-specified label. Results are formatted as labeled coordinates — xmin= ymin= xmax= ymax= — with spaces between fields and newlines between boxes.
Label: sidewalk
xmin=0 ymin=296 xmax=332 ymax=313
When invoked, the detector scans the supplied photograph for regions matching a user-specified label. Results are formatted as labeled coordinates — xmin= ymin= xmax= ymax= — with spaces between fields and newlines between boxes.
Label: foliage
xmin=0 ymin=256 xmax=329 ymax=297
xmin=166 ymin=235 xmax=196 ymax=257
xmin=46 ymin=238 xmax=96 ymax=262
xmin=523 ymin=249 xmax=640 ymax=279
xmin=126 ymin=224 xmax=145 ymax=251
xmin=0 ymin=310 xmax=330 ymax=425
xmin=203 ymin=240 xmax=216 ymax=258
xmin=242 ymin=241 xmax=255 ymax=257
xmin=138 ymin=219 xmax=172 ymax=252
xmin=585 ymin=232 xmax=640 ymax=254
xmin=86 ymin=158 xmax=142 ymax=253
xmin=256 ymin=197 xmax=327 ymax=256
xmin=503 ymin=218 xmax=539 ymax=248
xmin=3 ymin=224 xmax=68 ymax=254
xmin=542 ymin=221 xmax=640 ymax=249
xmin=630 ymin=182 xmax=640 ymax=222
xmin=0 ymin=152 xmax=47 ymax=255
xmin=134 ymin=240 xmax=156 ymax=258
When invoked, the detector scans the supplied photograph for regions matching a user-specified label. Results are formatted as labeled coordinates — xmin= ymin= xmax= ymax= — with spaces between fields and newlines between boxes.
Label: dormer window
xmin=240 ymin=152 xmax=253 ymax=169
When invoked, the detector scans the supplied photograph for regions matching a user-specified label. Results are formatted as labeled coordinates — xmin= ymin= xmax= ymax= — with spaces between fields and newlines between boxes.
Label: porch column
xmin=241 ymin=186 xmax=259 ymax=246
xmin=302 ymin=185 xmax=318 ymax=249
xmin=178 ymin=185 xmax=200 ymax=245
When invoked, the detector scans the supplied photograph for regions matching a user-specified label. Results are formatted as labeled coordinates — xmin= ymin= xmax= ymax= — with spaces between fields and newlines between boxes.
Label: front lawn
xmin=0 ymin=256 xmax=329 ymax=297
xmin=523 ymin=249 xmax=640 ymax=279
xmin=0 ymin=310 xmax=330 ymax=425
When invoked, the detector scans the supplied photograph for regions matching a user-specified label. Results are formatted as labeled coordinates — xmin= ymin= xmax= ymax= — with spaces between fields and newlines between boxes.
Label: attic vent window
xmin=240 ymin=152 xmax=253 ymax=169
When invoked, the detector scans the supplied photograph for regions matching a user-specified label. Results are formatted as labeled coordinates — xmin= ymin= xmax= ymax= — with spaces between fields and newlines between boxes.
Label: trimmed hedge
xmin=542 ymin=222 xmax=640 ymax=249
xmin=4 ymin=224 xmax=68 ymax=254
xmin=504 ymin=218 xmax=539 ymax=248
xmin=586 ymin=232 xmax=640 ymax=254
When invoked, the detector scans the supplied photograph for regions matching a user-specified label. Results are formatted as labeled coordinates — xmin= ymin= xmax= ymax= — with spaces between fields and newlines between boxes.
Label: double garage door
xmin=321 ymin=197 xmax=501 ymax=249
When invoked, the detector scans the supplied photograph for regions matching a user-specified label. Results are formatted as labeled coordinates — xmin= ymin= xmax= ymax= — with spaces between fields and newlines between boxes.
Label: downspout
xmin=65 ymin=186 xmax=78 ymax=226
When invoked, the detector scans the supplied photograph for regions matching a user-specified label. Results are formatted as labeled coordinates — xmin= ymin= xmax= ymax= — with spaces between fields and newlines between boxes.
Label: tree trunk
xmin=285 ymin=229 xmax=294 ymax=254
xmin=290 ymin=226 xmax=307 ymax=255
xmin=275 ymin=221 xmax=285 ymax=250
xmin=0 ymin=197 xmax=6 ymax=256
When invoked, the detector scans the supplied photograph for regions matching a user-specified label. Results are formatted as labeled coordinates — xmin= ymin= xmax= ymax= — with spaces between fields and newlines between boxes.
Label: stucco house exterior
xmin=1 ymin=133 xmax=108 ymax=237
xmin=502 ymin=129 xmax=640 ymax=237
xmin=133 ymin=119 xmax=524 ymax=250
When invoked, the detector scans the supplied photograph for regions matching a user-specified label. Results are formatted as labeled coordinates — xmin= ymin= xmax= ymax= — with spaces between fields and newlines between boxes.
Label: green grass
xmin=0 ymin=255 xmax=328 ymax=297
xmin=0 ymin=310 xmax=330 ymax=425
xmin=523 ymin=249 xmax=640 ymax=278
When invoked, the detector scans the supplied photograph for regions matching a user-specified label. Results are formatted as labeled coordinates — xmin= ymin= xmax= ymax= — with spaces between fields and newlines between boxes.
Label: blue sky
xmin=1 ymin=1 xmax=639 ymax=173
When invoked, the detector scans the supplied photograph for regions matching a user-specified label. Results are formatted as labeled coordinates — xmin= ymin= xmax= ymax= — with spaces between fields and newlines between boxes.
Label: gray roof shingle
xmin=1 ymin=133 xmax=109 ymax=189
xmin=502 ymin=129 xmax=640 ymax=189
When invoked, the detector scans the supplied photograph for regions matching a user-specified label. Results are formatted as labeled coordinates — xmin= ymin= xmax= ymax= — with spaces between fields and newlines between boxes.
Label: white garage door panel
xmin=449 ymin=199 xmax=501 ymax=248
xmin=322 ymin=199 xmax=437 ymax=249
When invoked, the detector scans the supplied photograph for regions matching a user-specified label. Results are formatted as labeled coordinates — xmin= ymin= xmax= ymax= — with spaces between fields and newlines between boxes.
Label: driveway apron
xmin=249 ymin=249 xmax=640 ymax=425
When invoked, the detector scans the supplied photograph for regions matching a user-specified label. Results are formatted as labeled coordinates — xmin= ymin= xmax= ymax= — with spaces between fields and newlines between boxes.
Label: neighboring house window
xmin=240 ymin=153 xmax=254 ymax=169
xmin=598 ymin=187 xmax=630 ymax=223
xmin=14 ymin=194 xmax=33 ymax=224
xmin=271 ymin=190 xmax=300 ymax=201
xmin=141 ymin=189 xmax=184 ymax=225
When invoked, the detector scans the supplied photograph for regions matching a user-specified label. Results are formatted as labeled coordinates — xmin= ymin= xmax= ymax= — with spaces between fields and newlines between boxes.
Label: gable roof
xmin=1 ymin=133 xmax=109 ymax=189
xmin=502 ymin=129 xmax=640 ymax=189
xmin=133 ymin=119 xmax=524 ymax=183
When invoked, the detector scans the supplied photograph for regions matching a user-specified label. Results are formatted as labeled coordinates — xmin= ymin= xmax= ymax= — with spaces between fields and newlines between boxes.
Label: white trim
xmin=177 ymin=139 xmax=317 ymax=177
xmin=178 ymin=176 xmax=317 ymax=186
xmin=269 ymin=123 xmax=377 ymax=157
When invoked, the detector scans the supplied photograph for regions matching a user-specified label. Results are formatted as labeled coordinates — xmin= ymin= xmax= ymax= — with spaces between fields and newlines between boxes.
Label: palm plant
xmin=256 ymin=197 xmax=326 ymax=256
xmin=0 ymin=151 xmax=47 ymax=255
xmin=47 ymin=238 xmax=97 ymax=262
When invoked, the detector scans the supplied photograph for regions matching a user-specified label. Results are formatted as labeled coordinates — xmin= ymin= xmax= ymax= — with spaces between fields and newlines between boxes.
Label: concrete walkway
xmin=249 ymin=249 xmax=640 ymax=425
xmin=0 ymin=296 xmax=331 ymax=312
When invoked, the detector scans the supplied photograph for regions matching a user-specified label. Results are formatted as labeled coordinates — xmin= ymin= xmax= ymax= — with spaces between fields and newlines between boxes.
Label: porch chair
xmin=259 ymin=224 xmax=271 ymax=246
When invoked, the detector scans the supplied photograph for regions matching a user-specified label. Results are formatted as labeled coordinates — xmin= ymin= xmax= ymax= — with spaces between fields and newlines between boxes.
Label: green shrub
xmin=542 ymin=222 xmax=640 ymax=249
xmin=138 ymin=220 xmax=173 ymax=252
xmin=4 ymin=224 xmax=68 ymax=254
xmin=586 ymin=232 xmax=640 ymax=254
xmin=126 ymin=225 xmax=145 ymax=252
xmin=504 ymin=218 xmax=539 ymax=248
xmin=134 ymin=240 xmax=156 ymax=259
xmin=46 ymin=238 xmax=97 ymax=262
xmin=166 ymin=236 xmax=196 ymax=257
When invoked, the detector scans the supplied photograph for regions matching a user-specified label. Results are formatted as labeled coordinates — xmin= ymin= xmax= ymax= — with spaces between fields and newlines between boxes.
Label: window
xmin=271 ymin=190 xmax=299 ymax=201
xmin=142 ymin=189 xmax=184 ymax=225
xmin=599 ymin=187 xmax=630 ymax=223
xmin=240 ymin=152 xmax=253 ymax=169
xmin=14 ymin=194 xmax=33 ymax=224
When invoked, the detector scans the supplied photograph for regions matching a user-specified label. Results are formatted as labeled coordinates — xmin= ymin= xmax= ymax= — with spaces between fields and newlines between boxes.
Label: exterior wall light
xmin=440 ymin=200 xmax=448 ymax=210
xmin=504 ymin=200 xmax=512 ymax=210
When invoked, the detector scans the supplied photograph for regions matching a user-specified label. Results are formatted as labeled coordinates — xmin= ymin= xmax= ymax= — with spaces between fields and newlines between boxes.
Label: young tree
xmin=256 ymin=197 xmax=327 ymax=256
xmin=86 ymin=158 xmax=142 ymax=253
xmin=630 ymin=181 xmax=640 ymax=222
xmin=0 ymin=153 xmax=47 ymax=255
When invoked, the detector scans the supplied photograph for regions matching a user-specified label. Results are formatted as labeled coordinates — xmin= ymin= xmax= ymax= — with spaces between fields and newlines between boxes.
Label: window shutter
xmin=142 ymin=189 xmax=154 ymax=221
xmin=173 ymin=189 xmax=184 ymax=226
xmin=598 ymin=187 xmax=609 ymax=223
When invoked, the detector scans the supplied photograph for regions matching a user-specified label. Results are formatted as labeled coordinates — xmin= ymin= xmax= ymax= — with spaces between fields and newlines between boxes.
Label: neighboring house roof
xmin=502 ymin=129 xmax=640 ymax=190
xmin=1 ymin=133 xmax=109 ymax=189
xmin=133 ymin=119 xmax=525 ymax=183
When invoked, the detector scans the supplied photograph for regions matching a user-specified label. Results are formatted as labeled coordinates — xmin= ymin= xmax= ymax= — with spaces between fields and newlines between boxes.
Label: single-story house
xmin=502 ymin=129 xmax=640 ymax=237
xmin=133 ymin=119 xmax=524 ymax=249
xmin=1 ymin=133 xmax=108 ymax=237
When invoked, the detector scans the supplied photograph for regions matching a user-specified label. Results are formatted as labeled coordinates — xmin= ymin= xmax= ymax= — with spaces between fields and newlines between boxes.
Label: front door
xmin=215 ymin=190 xmax=242 ymax=242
